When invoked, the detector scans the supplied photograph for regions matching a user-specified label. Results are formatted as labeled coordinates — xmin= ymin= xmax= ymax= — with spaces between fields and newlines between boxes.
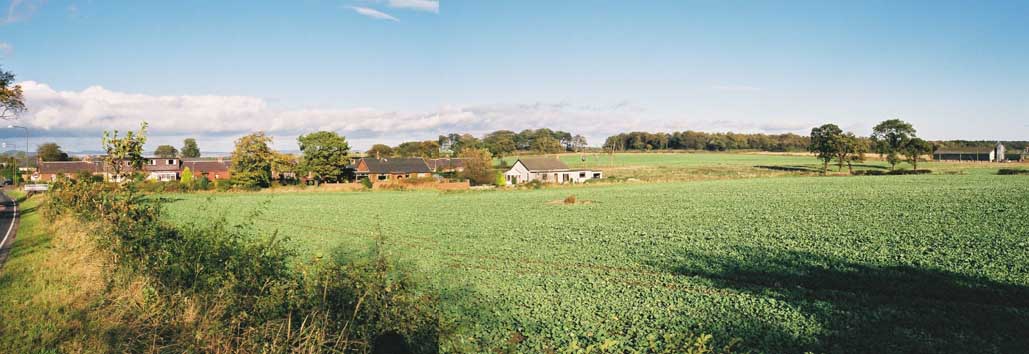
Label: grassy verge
xmin=0 ymin=193 xmax=112 ymax=351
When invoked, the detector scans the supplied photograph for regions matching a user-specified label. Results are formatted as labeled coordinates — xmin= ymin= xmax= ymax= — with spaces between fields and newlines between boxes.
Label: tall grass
xmin=34 ymin=178 xmax=446 ymax=353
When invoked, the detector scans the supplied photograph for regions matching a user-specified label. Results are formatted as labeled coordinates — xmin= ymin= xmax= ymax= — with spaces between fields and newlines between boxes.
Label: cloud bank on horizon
xmin=5 ymin=81 xmax=815 ymax=153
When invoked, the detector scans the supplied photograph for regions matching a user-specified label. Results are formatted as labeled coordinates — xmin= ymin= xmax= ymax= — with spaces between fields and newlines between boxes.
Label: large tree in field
xmin=0 ymin=66 xmax=26 ymax=120
xmin=366 ymin=144 xmax=394 ymax=158
xmin=871 ymin=119 xmax=916 ymax=170
xmin=230 ymin=132 xmax=275 ymax=189
xmin=102 ymin=122 xmax=148 ymax=181
xmin=153 ymin=145 xmax=178 ymax=158
xmin=181 ymin=138 xmax=200 ymax=158
xmin=808 ymin=124 xmax=843 ymax=174
xmin=902 ymin=138 xmax=933 ymax=170
xmin=297 ymin=131 xmax=350 ymax=183
xmin=833 ymin=132 xmax=868 ymax=174
xmin=37 ymin=142 xmax=70 ymax=161
xmin=458 ymin=148 xmax=495 ymax=185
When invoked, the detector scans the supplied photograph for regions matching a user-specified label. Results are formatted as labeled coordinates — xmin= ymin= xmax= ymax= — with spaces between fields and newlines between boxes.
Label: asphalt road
xmin=0 ymin=191 xmax=19 ymax=267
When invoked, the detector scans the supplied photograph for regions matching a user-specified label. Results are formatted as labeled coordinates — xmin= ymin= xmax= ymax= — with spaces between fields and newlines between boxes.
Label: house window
xmin=579 ymin=172 xmax=586 ymax=178
xmin=593 ymin=173 xmax=601 ymax=178
xmin=378 ymin=175 xmax=387 ymax=181
xmin=167 ymin=159 xmax=177 ymax=165
xmin=148 ymin=160 xmax=157 ymax=165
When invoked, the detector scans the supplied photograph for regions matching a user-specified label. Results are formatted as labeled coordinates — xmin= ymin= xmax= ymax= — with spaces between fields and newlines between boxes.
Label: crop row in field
xmin=164 ymin=174 xmax=1029 ymax=353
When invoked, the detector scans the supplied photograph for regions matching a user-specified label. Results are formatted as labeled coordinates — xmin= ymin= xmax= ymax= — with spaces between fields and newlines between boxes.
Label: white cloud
xmin=348 ymin=6 xmax=399 ymax=21
xmin=8 ymin=81 xmax=819 ymax=152
xmin=4 ymin=0 xmax=45 ymax=24
xmin=387 ymin=0 xmax=438 ymax=13
xmin=0 ymin=42 xmax=11 ymax=57
xmin=10 ymin=81 xmax=651 ymax=151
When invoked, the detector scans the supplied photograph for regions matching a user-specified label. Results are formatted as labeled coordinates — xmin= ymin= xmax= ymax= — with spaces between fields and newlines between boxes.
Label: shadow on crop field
xmin=657 ymin=246 xmax=1029 ymax=354
xmin=753 ymin=165 xmax=819 ymax=172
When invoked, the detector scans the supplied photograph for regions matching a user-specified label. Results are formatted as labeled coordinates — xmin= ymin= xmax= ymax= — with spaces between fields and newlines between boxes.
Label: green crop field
xmin=499 ymin=152 xmax=1017 ymax=182
xmin=164 ymin=172 xmax=1029 ymax=353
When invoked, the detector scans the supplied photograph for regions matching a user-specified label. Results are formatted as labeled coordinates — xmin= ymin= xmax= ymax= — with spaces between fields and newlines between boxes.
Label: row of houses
xmin=32 ymin=157 xmax=232 ymax=182
xmin=31 ymin=155 xmax=603 ymax=185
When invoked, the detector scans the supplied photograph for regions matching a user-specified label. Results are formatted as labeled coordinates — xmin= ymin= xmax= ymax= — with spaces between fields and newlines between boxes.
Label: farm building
xmin=504 ymin=157 xmax=601 ymax=185
xmin=933 ymin=143 xmax=1007 ymax=162
xmin=354 ymin=157 xmax=433 ymax=181
xmin=425 ymin=158 xmax=467 ymax=173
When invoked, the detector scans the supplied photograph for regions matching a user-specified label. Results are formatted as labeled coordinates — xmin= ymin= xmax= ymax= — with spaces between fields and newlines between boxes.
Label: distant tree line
xmin=603 ymin=131 xmax=812 ymax=152
xmin=369 ymin=128 xmax=588 ymax=158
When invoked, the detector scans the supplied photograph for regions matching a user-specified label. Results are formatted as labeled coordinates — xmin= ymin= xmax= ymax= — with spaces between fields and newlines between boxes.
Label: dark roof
xmin=426 ymin=158 xmax=466 ymax=170
xmin=517 ymin=157 xmax=569 ymax=171
xmin=38 ymin=161 xmax=103 ymax=174
xmin=182 ymin=160 xmax=231 ymax=172
xmin=359 ymin=158 xmax=432 ymax=174
xmin=934 ymin=147 xmax=994 ymax=154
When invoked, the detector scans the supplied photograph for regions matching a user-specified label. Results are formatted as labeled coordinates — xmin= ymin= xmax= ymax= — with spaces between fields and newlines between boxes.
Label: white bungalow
xmin=504 ymin=157 xmax=602 ymax=185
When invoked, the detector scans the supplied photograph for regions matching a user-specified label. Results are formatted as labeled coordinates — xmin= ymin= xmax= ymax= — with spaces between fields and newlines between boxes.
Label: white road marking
xmin=0 ymin=196 xmax=17 ymax=251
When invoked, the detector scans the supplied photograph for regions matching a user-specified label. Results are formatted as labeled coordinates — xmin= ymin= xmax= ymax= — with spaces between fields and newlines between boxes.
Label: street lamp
xmin=7 ymin=125 xmax=28 ymax=185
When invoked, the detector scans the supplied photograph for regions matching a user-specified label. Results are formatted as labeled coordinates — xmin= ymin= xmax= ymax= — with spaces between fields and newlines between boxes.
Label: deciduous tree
xmin=871 ymin=119 xmax=916 ymax=170
xmin=230 ymin=132 xmax=274 ymax=189
xmin=181 ymin=138 xmax=201 ymax=158
xmin=154 ymin=145 xmax=178 ymax=158
xmin=37 ymin=142 xmax=70 ymax=161
xmin=483 ymin=130 xmax=517 ymax=157
xmin=902 ymin=138 xmax=933 ymax=170
xmin=297 ymin=131 xmax=350 ymax=183
xmin=809 ymin=124 xmax=843 ymax=174
xmin=366 ymin=144 xmax=394 ymax=158
xmin=532 ymin=135 xmax=563 ymax=154
xmin=458 ymin=148 xmax=495 ymax=185
xmin=180 ymin=166 xmax=194 ymax=188
xmin=102 ymin=122 xmax=148 ymax=181
xmin=0 ymin=66 xmax=26 ymax=120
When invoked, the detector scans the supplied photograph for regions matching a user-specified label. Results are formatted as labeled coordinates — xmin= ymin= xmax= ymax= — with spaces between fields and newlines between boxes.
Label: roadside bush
xmin=197 ymin=176 xmax=212 ymax=190
xmin=215 ymin=180 xmax=233 ymax=192
xmin=43 ymin=178 xmax=445 ymax=353
xmin=361 ymin=177 xmax=374 ymax=190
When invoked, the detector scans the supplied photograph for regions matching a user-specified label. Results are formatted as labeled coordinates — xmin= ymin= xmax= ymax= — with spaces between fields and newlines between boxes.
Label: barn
xmin=504 ymin=157 xmax=601 ymax=185
xmin=933 ymin=143 xmax=1007 ymax=162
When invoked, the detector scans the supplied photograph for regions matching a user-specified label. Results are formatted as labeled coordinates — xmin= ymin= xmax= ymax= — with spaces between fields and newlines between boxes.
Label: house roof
xmin=426 ymin=158 xmax=467 ymax=170
xmin=358 ymin=158 xmax=432 ymax=174
xmin=38 ymin=161 xmax=103 ymax=174
xmin=182 ymin=160 xmax=231 ymax=173
xmin=517 ymin=157 xmax=569 ymax=171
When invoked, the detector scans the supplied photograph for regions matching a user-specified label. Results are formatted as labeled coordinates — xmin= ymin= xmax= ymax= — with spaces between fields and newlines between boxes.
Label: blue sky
xmin=0 ymin=0 xmax=1026 ymax=152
